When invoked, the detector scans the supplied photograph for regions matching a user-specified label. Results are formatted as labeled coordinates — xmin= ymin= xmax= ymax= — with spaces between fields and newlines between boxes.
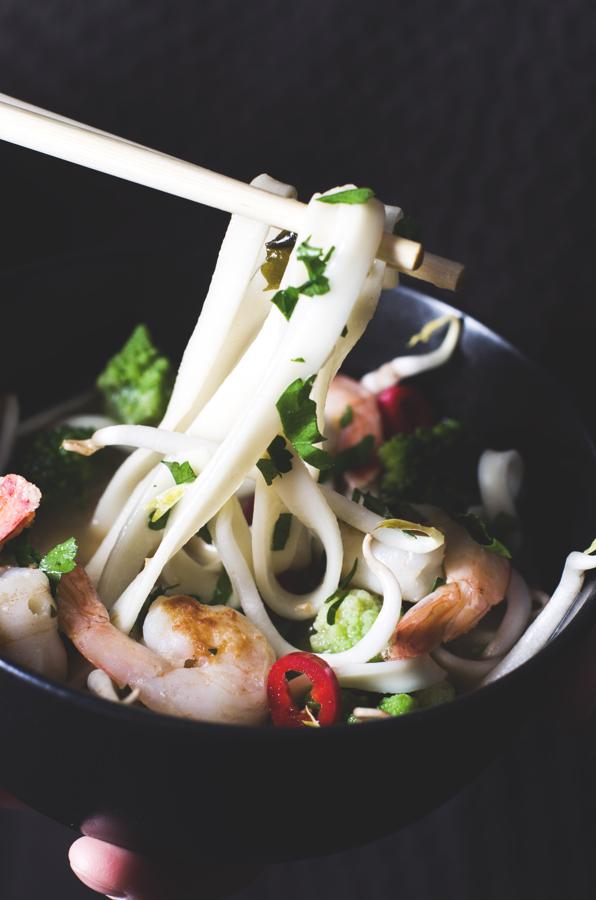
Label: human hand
xmin=0 ymin=792 xmax=260 ymax=899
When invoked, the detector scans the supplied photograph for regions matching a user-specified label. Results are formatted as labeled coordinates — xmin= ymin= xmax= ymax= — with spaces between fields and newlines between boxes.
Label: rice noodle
xmin=432 ymin=647 xmax=500 ymax=685
xmin=481 ymin=568 xmax=532 ymax=658
xmin=481 ymin=550 xmax=596 ymax=685
xmin=360 ymin=315 xmax=461 ymax=393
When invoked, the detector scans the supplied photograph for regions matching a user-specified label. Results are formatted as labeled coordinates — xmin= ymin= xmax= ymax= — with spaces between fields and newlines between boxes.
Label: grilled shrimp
xmin=389 ymin=510 xmax=511 ymax=659
xmin=0 ymin=474 xmax=41 ymax=549
xmin=325 ymin=375 xmax=382 ymax=489
xmin=58 ymin=567 xmax=275 ymax=724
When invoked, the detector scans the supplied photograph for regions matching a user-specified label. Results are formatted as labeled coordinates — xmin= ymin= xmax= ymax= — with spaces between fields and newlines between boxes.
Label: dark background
xmin=0 ymin=0 xmax=595 ymax=897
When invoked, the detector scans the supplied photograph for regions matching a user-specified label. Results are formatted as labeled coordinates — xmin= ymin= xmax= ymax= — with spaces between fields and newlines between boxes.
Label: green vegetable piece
xmin=256 ymin=435 xmax=293 ymax=485
xmin=39 ymin=537 xmax=78 ymax=581
xmin=393 ymin=213 xmax=421 ymax=242
xmin=378 ymin=693 xmax=418 ymax=717
xmin=457 ymin=513 xmax=511 ymax=559
xmin=340 ymin=405 xmax=353 ymax=428
xmin=310 ymin=588 xmax=382 ymax=654
xmin=416 ymin=681 xmax=456 ymax=708
xmin=97 ymin=324 xmax=174 ymax=426
xmin=276 ymin=376 xmax=333 ymax=471
xmin=213 ymin=567 xmax=232 ymax=604
xmin=271 ymin=286 xmax=300 ymax=321
xmin=17 ymin=425 xmax=109 ymax=508
xmin=271 ymin=513 xmax=292 ymax=551
xmin=162 ymin=460 xmax=196 ymax=485
xmin=291 ymin=357 xmax=305 ymax=363
xmin=296 ymin=239 xmax=334 ymax=296
xmin=339 ymin=558 xmax=358 ymax=589
xmin=379 ymin=419 xmax=474 ymax=513
xmin=260 ymin=231 xmax=296 ymax=290
xmin=317 ymin=187 xmax=375 ymax=205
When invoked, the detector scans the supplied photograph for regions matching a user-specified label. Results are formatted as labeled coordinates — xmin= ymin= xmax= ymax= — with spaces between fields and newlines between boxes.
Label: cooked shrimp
xmin=0 ymin=474 xmax=41 ymax=549
xmin=58 ymin=567 xmax=275 ymax=724
xmin=325 ymin=375 xmax=382 ymax=489
xmin=389 ymin=510 xmax=511 ymax=659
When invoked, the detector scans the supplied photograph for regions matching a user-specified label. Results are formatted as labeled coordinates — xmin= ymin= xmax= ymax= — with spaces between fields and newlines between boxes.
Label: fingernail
xmin=70 ymin=862 xmax=127 ymax=898
xmin=106 ymin=895 xmax=127 ymax=899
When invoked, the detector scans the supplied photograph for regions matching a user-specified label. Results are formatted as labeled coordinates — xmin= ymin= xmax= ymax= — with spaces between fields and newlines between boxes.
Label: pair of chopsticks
xmin=0 ymin=93 xmax=463 ymax=291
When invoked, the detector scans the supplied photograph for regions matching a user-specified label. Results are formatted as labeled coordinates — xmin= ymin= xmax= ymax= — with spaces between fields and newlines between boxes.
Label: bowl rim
xmin=1 ymin=279 xmax=594 ymax=741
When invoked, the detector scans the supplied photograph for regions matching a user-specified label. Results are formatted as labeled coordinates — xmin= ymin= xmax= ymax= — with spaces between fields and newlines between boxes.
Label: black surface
xmin=0 ymin=0 xmax=595 ymax=897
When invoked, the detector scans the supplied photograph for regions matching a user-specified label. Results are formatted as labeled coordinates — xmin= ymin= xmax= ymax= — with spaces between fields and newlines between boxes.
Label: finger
xmin=69 ymin=836 xmax=260 ymax=900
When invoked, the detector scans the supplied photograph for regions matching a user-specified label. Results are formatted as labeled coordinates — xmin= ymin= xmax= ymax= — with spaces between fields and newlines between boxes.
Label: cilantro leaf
xmin=162 ymin=460 xmax=197 ymax=485
xmin=276 ymin=377 xmax=333 ymax=471
xmin=340 ymin=405 xmax=353 ymax=428
xmin=296 ymin=239 xmax=334 ymax=296
xmin=39 ymin=537 xmax=78 ymax=581
xmin=271 ymin=513 xmax=292 ymax=551
xmin=317 ymin=187 xmax=375 ymax=205
xmin=457 ymin=514 xmax=512 ymax=559
xmin=213 ymin=567 xmax=232 ymax=604
xmin=291 ymin=357 xmax=305 ymax=363
xmin=271 ymin=286 xmax=300 ymax=321
xmin=256 ymin=435 xmax=293 ymax=486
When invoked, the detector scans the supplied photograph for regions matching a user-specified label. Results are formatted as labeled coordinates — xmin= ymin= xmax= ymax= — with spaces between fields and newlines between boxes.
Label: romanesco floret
xmin=17 ymin=425 xmax=109 ymax=507
xmin=378 ymin=693 xmax=418 ymax=716
xmin=96 ymin=324 xmax=173 ymax=426
xmin=378 ymin=418 xmax=475 ymax=514
xmin=310 ymin=588 xmax=381 ymax=654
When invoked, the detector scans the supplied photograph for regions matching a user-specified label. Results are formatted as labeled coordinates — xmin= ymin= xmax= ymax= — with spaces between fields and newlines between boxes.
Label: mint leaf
xmin=276 ymin=377 xmax=333 ymax=471
xmin=317 ymin=187 xmax=375 ymax=205
xmin=271 ymin=513 xmax=292 ymax=551
xmin=256 ymin=435 xmax=293 ymax=485
xmin=163 ymin=460 xmax=196 ymax=485
xmin=39 ymin=537 xmax=78 ymax=580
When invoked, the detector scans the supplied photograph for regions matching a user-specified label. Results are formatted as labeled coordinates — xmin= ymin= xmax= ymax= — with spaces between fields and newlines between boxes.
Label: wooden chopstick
xmin=0 ymin=93 xmax=463 ymax=290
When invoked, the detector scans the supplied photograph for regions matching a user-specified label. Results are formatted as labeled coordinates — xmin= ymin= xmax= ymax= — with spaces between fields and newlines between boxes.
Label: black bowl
xmin=0 ymin=252 xmax=594 ymax=863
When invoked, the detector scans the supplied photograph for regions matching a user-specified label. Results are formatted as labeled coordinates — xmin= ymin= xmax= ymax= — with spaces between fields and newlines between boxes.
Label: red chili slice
xmin=377 ymin=385 xmax=434 ymax=437
xmin=0 ymin=474 xmax=41 ymax=550
xmin=267 ymin=651 xmax=341 ymax=727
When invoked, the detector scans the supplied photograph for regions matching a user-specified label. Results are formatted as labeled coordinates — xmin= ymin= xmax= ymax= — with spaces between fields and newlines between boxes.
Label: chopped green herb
xmin=339 ymin=559 xmax=358 ymax=589
xmin=296 ymin=239 xmax=334 ymax=296
xmin=291 ymin=357 xmax=305 ymax=363
xmin=276 ymin=376 xmax=333 ymax=471
xmin=393 ymin=213 xmax=421 ymax=242
xmin=317 ymin=187 xmax=375 ymax=205
xmin=457 ymin=514 xmax=512 ymax=559
xmin=162 ymin=460 xmax=196 ymax=485
xmin=197 ymin=524 xmax=212 ymax=544
xmin=39 ymin=537 xmax=78 ymax=581
xmin=341 ymin=325 xmax=348 ymax=338
xmin=213 ymin=567 xmax=232 ymax=604
xmin=352 ymin=489 xmax=392 ymax=518
xmin=256 ymin=435 xmax=293 ymax=485
xmin=271 ymin=513 xmax=293 ymax=551
xmin=340 ymin=405 xmax=353 ymax=428
xmin=271 ymin=285 xmax=300 ymax=321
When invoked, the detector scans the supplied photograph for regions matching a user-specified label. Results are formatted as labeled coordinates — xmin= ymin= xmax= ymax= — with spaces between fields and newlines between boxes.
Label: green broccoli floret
xmin=17 ymin=425 xmax=109 ymax=507
xmin=416 ymin=681 xmax=456 ymax=708
xmin=378 ymin=418 xmax=476 ymax=514
xmin=378 ymin=693 xmax=418 ymax=716
xmin=96 ymin=324 xmax=173 ymax=425
xmin=310 ymin=588 xmax=381 ymax=654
